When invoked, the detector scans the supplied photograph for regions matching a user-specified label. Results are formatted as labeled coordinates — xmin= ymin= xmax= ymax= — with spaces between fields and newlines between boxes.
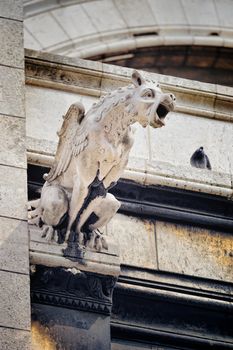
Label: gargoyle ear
xmin=132 ymin=70 xmax=145 ymax=87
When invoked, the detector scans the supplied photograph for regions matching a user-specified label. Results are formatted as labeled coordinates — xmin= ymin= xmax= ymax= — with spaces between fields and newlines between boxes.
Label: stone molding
xmin=29 ymin=224 xmax=120 ymax=277
xmin=31 ymin=265 xmax=117 ymax=316
xmin=28 ymin=165 xmax=233 ymax=234
xmin=25 ymin=50 xmax=233 ymax=124
xmin=111 ymin=273 xmax=233 ymax=350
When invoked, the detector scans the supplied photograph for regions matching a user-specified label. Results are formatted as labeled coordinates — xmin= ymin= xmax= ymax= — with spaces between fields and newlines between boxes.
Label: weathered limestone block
xmin=0 ymin=270 xmax=31 ymax=330
xmin=107 ymin=213 xmax=157 ymax=269
xmin=0 ymin=0 xmax=23 ymax=21
xmin=0 ymin=328 xmax=30 ymax=350
xmin=0 ymin=1 xmax=31 ymax=349
xmin=156 ymin=221 xmax=233 ymax=282
xmin=0 ymin=165 xmax=27 ymax=220
xmin=0 ymin=115 xmax=26 ymax=168
xmin=0 ymin=65 xmax=24 ymax=118
xmin=0 ymin=217 xmax=29 ymax=274
xmin=0 ymin=18 xmax=24 ymax=68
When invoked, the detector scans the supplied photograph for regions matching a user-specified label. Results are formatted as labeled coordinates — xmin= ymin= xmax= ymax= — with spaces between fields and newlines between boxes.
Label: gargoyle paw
xmin=86 ymin=230 xmax=108 ymax=251
xmin=41 ymin=226 xmax=57 ymax=243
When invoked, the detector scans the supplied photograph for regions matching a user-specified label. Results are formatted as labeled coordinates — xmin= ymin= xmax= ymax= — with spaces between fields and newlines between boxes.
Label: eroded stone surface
xmin=156 ymin=221 xmax=233 ymax=282
xmin=0 ymin=115 xmax=26 ymax=168
xmin=0 ymin=270 xmax=31 ymax=330
xmin=0 ymin=0 xmax=23 ymax=21
xmin=0 ymin=18 xmax=24 ymax=68
xmin=0 ymin=217 xmax=29 ymax=274
xmin=0 ymin=65 xmax=24 ymax=118
xmin=107 ymin=214 xmax=157 ymax=269
xmin=0 ymin=165 xmax=27 ymax=220
xmin=0 ymin=328 xmax=31 ymax=350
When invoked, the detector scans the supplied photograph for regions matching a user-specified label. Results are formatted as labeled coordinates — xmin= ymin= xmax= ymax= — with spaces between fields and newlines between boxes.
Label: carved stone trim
xmin=111 ymin=277 xmax=233 ymax=349
xmin=25 ymin=50 xmax=233 ymax=124
xmin=28 ymin=165 xmax=233 ymax=233
xmin=31 ymin=265 xmax=117 ymax=316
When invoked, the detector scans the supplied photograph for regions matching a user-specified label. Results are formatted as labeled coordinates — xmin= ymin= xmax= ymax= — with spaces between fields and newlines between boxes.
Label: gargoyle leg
xmin=88 ymin=193 xmax=120 ymax=230
xmin=65 ymin=178 xmax=89 ymax=243
xmin=28 ymin=198 xmax=40 ymax=210
xmin=74 ymin=196 xmax=102 ymax=235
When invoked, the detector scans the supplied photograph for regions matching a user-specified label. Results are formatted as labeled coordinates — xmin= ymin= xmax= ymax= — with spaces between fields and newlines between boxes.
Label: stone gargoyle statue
xmin=28 ymin=70 xmax=175 ymax=260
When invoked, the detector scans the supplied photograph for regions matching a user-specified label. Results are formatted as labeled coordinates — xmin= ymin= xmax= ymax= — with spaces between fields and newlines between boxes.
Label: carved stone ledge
xmin=25 ymin=49 xmax=233 ymax=123
xmin=29 ymin=225 xmax=120 ymax=277
xmin=31 ymin=265 xmax=117 ymax=316
xmin=30 ymin=225 xmax=120 ymax=349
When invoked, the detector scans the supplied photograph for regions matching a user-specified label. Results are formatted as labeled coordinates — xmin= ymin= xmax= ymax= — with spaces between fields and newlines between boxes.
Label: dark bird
xmin=190 ymin=147 xmax=211 ymax=170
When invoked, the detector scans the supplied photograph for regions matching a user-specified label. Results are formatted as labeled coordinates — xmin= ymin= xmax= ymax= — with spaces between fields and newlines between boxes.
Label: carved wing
xmin=44 ymin=102 xmax=88 ymax=183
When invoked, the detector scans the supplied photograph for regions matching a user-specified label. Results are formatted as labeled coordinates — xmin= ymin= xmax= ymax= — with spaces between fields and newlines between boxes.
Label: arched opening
xmin=90 ymin=45 xmax=233 ymax=86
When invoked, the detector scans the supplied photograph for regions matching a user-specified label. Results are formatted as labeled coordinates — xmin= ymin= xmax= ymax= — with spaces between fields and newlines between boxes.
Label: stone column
xmin=0 ymin=1 xmax=31 ymax=349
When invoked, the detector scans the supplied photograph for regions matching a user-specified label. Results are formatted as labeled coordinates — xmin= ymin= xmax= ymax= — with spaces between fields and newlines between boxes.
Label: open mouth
xmin=156 ymin=103 xmax=171 ymax=125
xmin=156 ymin=103 xmax=170 ymax=124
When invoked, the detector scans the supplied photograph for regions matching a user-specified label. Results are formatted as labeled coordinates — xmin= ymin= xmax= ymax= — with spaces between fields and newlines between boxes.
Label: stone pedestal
xmin=30 ymin=225 xmax=120 ymax=350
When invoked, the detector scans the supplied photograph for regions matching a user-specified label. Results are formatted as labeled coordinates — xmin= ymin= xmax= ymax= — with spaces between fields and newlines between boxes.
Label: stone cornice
xmin=25 ymin=49 xmax=233 ymax=124
xmin=29 ymin=225 xmax=120 ymax=277
xmin=111 ymin=273 xmax=233 ymax=349
xmin=30 ymin=265 xmax=117 ymax=316
xmin=28 ymin=165 xmax=233 ymax=234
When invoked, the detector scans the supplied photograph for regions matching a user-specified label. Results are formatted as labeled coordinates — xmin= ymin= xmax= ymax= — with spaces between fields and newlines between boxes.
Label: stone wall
xmin=25 ymin=51 xmax=233 ymax=348
xmin=25 ymin=50 xmax=233 ymax=198
xmin=0 ymin=1 xmax=31 ymax=349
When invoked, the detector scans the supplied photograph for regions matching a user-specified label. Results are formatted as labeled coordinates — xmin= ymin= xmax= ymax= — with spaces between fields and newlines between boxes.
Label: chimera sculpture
xmin=28 ymin=70 xmax=176 ymax=259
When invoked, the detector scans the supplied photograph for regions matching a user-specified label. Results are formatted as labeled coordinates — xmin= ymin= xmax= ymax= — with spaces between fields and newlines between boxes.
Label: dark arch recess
xmin=90 ymin=45 xmax=233 ymax=87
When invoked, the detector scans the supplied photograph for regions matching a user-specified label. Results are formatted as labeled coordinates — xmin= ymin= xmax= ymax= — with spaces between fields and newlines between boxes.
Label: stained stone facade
xmin=0 ymin=1 xmax=233 ymax=350
xmin=26 ymin=51 xmax=233 ymax=350
xmin=0 ymin=1 xmax=31 ymax=349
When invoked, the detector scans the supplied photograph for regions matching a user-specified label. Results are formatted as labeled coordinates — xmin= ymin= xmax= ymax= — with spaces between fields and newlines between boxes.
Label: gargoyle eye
xmin=142 ymin=89 xmax=154 ymax=98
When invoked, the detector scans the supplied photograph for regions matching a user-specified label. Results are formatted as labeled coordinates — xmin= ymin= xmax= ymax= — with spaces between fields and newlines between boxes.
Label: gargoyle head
xmin=131 ymin=70 xmax=176 ymax=128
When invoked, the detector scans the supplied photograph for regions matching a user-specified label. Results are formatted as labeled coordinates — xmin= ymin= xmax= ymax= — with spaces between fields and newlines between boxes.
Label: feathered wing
xmin=44 ymin=102 xmax=88 ymax=183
